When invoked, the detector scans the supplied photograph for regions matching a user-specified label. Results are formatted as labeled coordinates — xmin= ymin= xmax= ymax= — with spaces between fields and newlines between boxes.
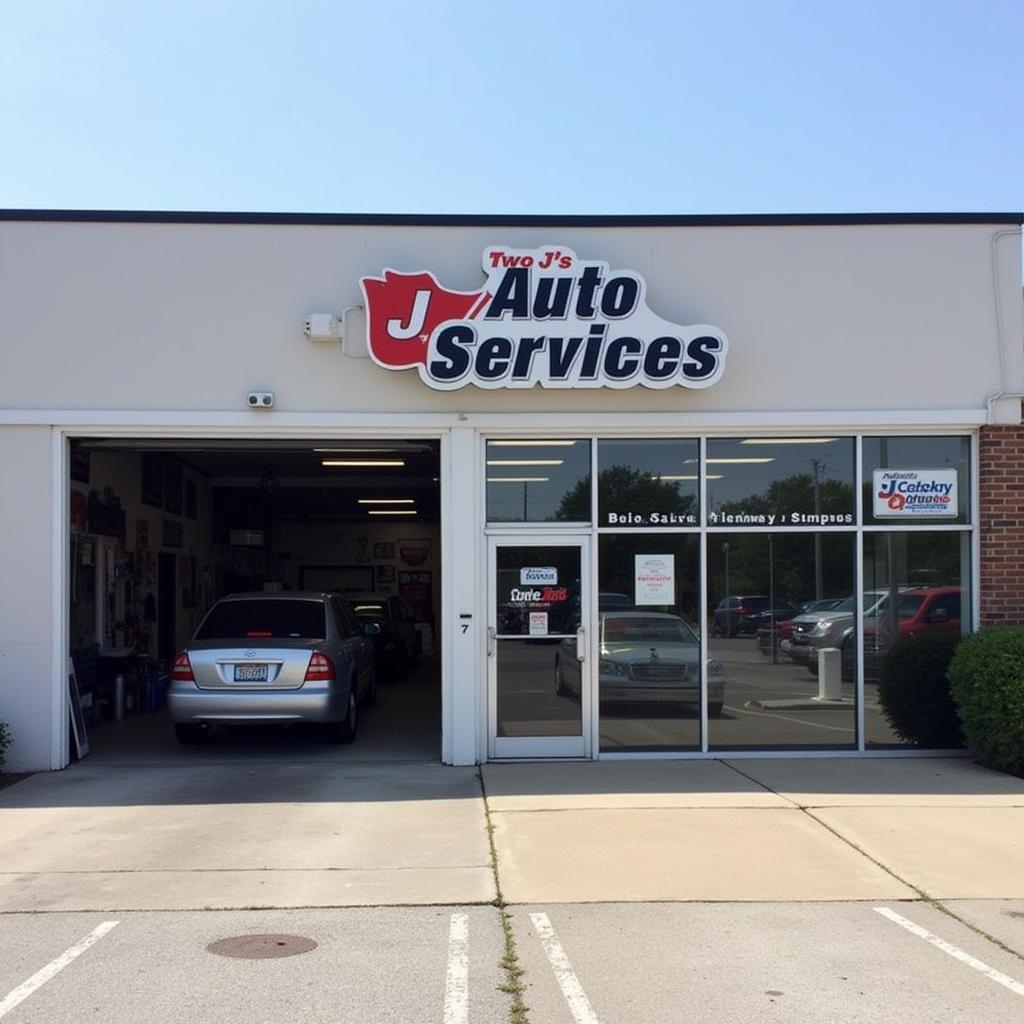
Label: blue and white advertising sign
xmin=873 ymin=469 xmax=958 ymax=517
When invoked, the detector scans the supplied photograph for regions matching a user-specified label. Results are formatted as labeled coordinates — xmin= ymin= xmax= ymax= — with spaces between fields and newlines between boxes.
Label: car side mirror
xmin=362 ymin=622 xmax=382 ymax=636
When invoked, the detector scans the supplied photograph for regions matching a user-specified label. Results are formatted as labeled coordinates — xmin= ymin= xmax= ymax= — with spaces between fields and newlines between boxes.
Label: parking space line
xmin=443 ymin=912 xmax=468 ymax=1024
xmin=0 ymin=920 xmax=120 ymax=1020
xmin=874 ymin=907 xmax=1024 ymax=998
xmin=530 ymin=912 xmax=601 ymax=1024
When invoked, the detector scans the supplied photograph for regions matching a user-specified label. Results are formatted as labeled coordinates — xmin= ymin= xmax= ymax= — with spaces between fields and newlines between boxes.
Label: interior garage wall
xmin=274 ymin=520 xmax=441 ymax=644
xmin=70 ymin=451 xmax=214 ymax=655
xmin=0 ymin=427 xmax=55 ymax=771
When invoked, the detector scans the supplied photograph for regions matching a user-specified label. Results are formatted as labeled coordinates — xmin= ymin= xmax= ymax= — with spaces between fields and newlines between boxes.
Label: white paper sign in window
xmin=873 ymin=469 xmax=958 ymax=518
xmin=635 ymin=554 xmax=675 ymax=605
xmin=528 ymin=612 xmax=549 ymax=637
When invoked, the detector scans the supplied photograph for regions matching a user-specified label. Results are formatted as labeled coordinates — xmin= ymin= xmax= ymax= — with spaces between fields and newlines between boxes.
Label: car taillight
xmin=304 ymin=652 xmax=335 ymax=682
xmin=736 ymin=605 xmax=749 ymax=615
xmin=171 ymin=652 xmax=194 ymax=682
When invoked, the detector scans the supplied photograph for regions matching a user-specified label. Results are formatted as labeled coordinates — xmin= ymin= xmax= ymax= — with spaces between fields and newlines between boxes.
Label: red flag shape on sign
xmin=360 ymin=270 xmax=486 ymax=369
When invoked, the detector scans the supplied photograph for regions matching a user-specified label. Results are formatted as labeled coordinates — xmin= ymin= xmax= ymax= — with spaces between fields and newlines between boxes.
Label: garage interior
xmin=67 ymin=438 xmax=442 ymax=761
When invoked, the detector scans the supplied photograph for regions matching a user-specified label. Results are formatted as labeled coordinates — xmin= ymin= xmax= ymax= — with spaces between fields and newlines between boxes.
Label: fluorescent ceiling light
xmin=367 ymin=509 xmax=418 ymax=516
xmin=660 ymin=474 xmax=724 ymax=481
xmin=739 ymin=438 xmax=839 ymax=445
xmin=322 ymin=459 xmax=406 ymax=467
xmin=487 ymin=477 xmax=551 ymax=483
xmin=488 ymin=440 xmax=578 ymax=447
xmin=357 ymin=498 xmax=415 ymax=504
xmin=486 ymin=459 xmax=564 ymax=466
xmin=704 ymin=457 xmax=776 ymax=465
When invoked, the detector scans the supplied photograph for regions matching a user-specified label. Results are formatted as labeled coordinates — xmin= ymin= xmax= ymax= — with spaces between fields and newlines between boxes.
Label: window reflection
xmin=863 ymin=531 xmax=970 ymax=748
xmin=862 ymin=436 xmax=970 ymax=525
xmin=598 ymin=535 xmax=701 ymax=751
xmin=486 ymin=439 xmax=592 ymax=522
xmin=707 ymin=437 xmax=854 ymax=526
xmin=597 ymin=439 xmax=699 ymax=527
xmin=707 ymin=532 xmax=857 ymax=750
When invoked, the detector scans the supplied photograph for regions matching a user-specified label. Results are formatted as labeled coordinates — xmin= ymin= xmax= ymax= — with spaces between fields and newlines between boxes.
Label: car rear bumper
xmin=168 ymin=681 xmax=349 ymax=724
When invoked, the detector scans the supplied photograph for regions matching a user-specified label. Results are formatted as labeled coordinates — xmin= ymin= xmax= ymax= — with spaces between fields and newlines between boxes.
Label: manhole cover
xmin=207 ymin=934 xmax=318 ymax=959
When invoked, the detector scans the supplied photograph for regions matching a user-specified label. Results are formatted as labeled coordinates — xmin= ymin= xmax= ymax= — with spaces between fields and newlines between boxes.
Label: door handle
xmin=576 ymin=627 xmax=586 ymax=662
xmin=487 ymin=626 xmax=496 ymax=657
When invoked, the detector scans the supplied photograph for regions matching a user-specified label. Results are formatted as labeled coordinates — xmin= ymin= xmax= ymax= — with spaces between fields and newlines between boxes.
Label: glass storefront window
xmin=597 ymin=439 xmax=699 ymax=527
xmin=706 ymin=437 xmax=855 ymax=527
xmin=597 ymin=535 xmax=701 ymax=752
xmin=863 ymin=436 xmax=971 ymax=525
xmin=486 ymin=439 xmax=592 ymax=523
xmin=706 ymin=532 xmax=857 ymax=750
xmin=863 ymin=531 xmax=970 ymax=748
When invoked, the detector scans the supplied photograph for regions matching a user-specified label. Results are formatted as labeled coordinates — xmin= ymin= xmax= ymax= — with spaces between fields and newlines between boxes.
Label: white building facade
xmin=1 ymin=212 xmax=1021 ymax=771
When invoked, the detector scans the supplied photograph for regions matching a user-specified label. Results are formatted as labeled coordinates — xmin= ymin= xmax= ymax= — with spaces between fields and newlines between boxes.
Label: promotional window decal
xmin=360 ymin=246 xmax=728 ymax=391
xmin=635 ymin=554 xmax=675 ymax=605
xmin=528 ymin=612 xmax=549 ymax=637
xmin=521 ymin=566 xmax=558 ymax=585
xmin=873 ymin=469 xmax=958 ymax=517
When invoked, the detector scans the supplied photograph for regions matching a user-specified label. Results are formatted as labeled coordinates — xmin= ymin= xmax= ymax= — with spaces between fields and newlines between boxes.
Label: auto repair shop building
xmin=0 ymin=211 xmax=1022 ymax=771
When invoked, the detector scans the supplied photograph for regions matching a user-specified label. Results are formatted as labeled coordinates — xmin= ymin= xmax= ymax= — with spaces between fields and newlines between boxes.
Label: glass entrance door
xmin=488 ymin=537 xmax=590 ymax=758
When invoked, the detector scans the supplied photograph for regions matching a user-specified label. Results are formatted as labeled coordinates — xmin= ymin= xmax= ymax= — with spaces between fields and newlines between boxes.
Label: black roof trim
xmin=0 ymin=210 xmax=1021 ymax=227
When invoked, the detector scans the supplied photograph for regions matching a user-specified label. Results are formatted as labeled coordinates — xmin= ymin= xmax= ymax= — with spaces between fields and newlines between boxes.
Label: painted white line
xmin=530 ymin=912 xmax=600 ymax=1024
xmin=443 ymin=912 xmax=469 ymax=1024
xmin=874 ymin=907 xmax=1024 ymax=998
xmin=0 ymin=920 xmax=120 ymax=1019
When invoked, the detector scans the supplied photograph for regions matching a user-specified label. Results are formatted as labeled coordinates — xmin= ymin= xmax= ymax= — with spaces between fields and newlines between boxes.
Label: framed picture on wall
xmin=372 ymin=541 xmax=395 ymax=560
xmin=375 ymin=564 xmax=395 ymax=586
xmin=163 ymin=457 xmax=183 ymax=515
xmin=141 ymin=454 xmax=163 ymax=508
xmin=161 ymin=518 xmax=183 ymax=548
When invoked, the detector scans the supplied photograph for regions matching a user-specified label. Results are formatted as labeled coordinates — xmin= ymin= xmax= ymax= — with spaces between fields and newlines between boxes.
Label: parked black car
xmin=713 ymin=595 xmax=799 ymax=637
xmin=346 ymin=593 xmax=420 ymax=675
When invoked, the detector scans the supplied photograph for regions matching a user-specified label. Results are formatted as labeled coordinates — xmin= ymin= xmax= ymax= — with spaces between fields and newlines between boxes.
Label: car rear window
xmin=195 ymin=599 xmax=326 ymax=640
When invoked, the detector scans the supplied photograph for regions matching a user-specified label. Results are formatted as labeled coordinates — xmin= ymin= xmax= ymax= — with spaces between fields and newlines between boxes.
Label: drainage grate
xmin=207 ymin=934 xmax=318 ymax=960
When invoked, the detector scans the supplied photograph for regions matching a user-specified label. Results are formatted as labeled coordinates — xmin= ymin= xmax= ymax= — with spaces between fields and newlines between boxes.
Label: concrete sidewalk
xmin=0 ymin=761 xmax=495 ymax=912
xmin=482 ymin=757 xmax=1024 ymax=904
xmin=1 ymin=755 xmax=1022 ymax=913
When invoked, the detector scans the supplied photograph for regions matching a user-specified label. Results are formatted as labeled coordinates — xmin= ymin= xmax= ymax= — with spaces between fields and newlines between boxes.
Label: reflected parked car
xmin=346 ymin=592 xmax=420 ymax=674
xmin=713 ymin=595 xmax=797 ymax=637
xmin=168 ymin=591 xmax=376 ymax=744
xmin=860 ymin=587 xmax=962 ymax=679
xmin=554 ymin=611 xmax=726 ymax=716
xmin=755 ymin=598 xmax=844 ymax=656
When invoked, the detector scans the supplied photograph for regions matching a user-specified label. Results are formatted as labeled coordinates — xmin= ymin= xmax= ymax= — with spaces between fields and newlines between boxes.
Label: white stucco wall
xmin=0 ymin=428 xmax=57 ymax=771
xmin=0 ymin=219 xmax=1020 ymax=420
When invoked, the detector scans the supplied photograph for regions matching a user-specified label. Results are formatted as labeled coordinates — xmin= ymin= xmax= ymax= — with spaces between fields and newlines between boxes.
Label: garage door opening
xmin=66 ymin=438 xmax=442 ymax=763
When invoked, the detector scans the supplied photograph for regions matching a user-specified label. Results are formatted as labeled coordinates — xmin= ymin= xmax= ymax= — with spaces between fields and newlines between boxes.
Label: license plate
xmin=234 ymin=664 xmax=269 ymax=682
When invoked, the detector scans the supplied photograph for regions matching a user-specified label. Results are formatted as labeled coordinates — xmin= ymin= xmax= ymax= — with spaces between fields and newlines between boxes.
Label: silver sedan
xmin=168 ymin=591 xmax=376 ymax=744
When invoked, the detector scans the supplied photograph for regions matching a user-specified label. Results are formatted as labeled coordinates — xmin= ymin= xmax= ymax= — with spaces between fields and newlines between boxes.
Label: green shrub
xmin=948 ymin=627 xmax=1024 ymax=777
xmin=877 ymin=632 xmax=964 ymax=748
xmin=0 ymin=721 xmax=9 ymax=773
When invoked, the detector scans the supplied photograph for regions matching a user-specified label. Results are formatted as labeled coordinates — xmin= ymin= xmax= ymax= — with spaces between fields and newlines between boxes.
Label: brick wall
xmin=979 ymin=425 xmax=1024 ymax=626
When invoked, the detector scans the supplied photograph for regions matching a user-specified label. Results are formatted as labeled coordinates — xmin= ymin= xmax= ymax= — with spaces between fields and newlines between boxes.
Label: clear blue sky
xmin=1 ymin=0 xmax=1021 ymax=215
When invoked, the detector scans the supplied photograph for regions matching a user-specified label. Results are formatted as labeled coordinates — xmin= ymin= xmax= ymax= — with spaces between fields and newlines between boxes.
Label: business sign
xmin=635 ymin=554 xmax=675 ymax=606
xmin=360 ymin=246 xmax=728 ymax=391
xmin=521 ymin=566 xmax=558 ymax=585
xmin=873 ymin=469 xmax=958 ymax=517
